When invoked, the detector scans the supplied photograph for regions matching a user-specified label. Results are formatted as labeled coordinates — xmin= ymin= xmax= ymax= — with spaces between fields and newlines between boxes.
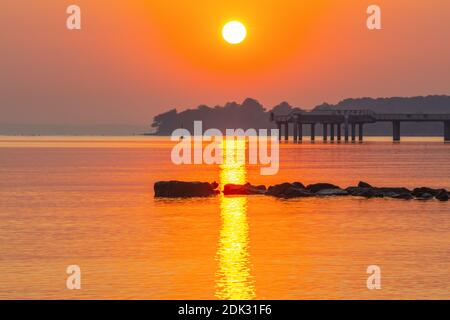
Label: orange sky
xmin=1 ymin=0 xmax=449 ymax=126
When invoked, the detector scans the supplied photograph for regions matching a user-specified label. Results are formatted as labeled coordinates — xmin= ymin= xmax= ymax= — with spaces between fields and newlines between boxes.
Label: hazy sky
xmin=1 ymin=0 xmax=449 ymax=126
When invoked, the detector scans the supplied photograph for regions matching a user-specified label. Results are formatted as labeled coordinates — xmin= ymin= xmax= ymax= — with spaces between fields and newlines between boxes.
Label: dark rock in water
xmin=412 ymin=187 xmax=440 ymax=197
xmin=316 ymin=188 xmax=349 ymax=196
xmin=435 ymin=189 xmax=449 ymax=202
xmin=306 ymin=183 xmax=341 ymax=193
xmin=360 ymin=188 xmax=384 ymax=198
xmin=346 ymin=187 xmax=383 ymax=198
xmin=358 ymin=181 xmax=373 ymax=188
xmin=415 ymin=193 xmax=434 ymax=201
xmin=390 ymin=193 xmax=414 ymax=200
xmin=154 ymin=181 xmax=219 ymax=198
xmin=155 ymin=179 xmax=449 ymax=202
xmin=224 ymin=183 xmax=266 ymax=195
xmin=266 ymin=183 xmax=296 ymax=197
xmin=292 ymin=182 xmax=306 ymax=189
xmin=211 ymin=181 xmax=219 ymax=190
xmin=282 ymin=187 xmax=315 ymax=199
xmin=346 ymin=187 xmax=362 ymax=196
xmin=266 ymin=183 xmax=314 ymax=198
xmin=376 ymin=187 xmax=412 ymax=199
xmin=377 ymin=187 xmax=411 ymax=194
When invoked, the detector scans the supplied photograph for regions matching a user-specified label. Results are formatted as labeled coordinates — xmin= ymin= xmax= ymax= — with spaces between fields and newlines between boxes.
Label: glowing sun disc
xmin=222 ymin=21 xmax=247 ymax=45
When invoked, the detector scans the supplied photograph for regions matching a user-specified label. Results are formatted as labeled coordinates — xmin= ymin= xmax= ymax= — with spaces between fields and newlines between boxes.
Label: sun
xmin=222 ymin=21 xmax=247 ymax=45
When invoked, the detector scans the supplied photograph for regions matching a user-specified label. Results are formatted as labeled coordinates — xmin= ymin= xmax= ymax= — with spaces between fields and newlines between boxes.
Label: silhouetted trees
xmin=150 ymin=98 xmax=302 ymax=135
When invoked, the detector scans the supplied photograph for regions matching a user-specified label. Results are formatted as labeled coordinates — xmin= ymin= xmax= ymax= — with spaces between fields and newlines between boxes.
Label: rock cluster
xmin=154 ymin=181 xmax=219 ymax=198
xmin=154 ymin=180 xmax=449 ymax=201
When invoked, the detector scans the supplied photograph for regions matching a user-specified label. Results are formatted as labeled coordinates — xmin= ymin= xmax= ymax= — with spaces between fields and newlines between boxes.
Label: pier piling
xmin=344 ymin=122 xmax=349 ymax=142
xmin=393 ymin=121 xmax=401 ymax=142
xmin=284 ymin=121 xmax=289 ymax=141
xmin=351 ymin=123 xmax=356 ymax=142
xmin=293 ymin=123 xmax=298 ymax=142
xmin=359 ymin=123 xmax=364 ymax=142
xmin=277 ymin=122 xmax=282 ymax=141
xmin=445 ymin=121 xmax=450 ymax=142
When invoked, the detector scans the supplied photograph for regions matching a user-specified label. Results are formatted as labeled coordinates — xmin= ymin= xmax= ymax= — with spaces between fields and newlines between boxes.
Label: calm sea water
xmin=0 ymin=136 xmax=449 ymax=300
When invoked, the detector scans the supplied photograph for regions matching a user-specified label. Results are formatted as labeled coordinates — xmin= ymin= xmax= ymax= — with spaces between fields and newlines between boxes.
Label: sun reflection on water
xmin=215 ymin=139 xmax=256 ymax=300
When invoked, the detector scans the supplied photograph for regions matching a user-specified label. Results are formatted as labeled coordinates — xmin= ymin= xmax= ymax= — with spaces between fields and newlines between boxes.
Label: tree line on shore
xmin=150 ymin=95 xmax=450 ymax=136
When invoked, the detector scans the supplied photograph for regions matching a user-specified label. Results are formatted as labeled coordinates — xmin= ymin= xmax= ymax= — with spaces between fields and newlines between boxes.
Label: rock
xmin=306 ymin=183 xmax=341 ymax=193
xmin=435 ymin=189 xmax=450 ymax=202
xmin=377 ymin=187 xmax=411 ymax=194
xmin=391 ymin=193 xmax=414 ymax=200
xmin=292 ymin=182 xmax=306 ymax=189
xmin=346 ymin=187 xmax=384 ymax=198
xmin=154 ymin=181 xmax=219 ymax=198
xmin=415 ymin=193 xmax=434 ymax=201
xmin=358 ymin=181 xmax=373 ymax=188
xmin=266 ymin=183 xmax=296 ymax=197
xmin=256 ymin=185 xmax=267 ymax=191
xmin=266 ymin=183 xmax=314 ymax=198
xmin=316 ymin=188 xmax=349 ymax=196
xmin=348 ymin=185 xmax=418 ymax=200
xmin=211 ymin=181 xmax=219 ymax=189
xmin=412 ymin=187 xmax=440 ymax=197
xmin=223 ymin=183 xmax=266 ymax=195
xmin=376 ymin=187 xmax=412 ymax=199
xmin=359 ymin=188 xmax=384 ymax=198
xmin=346 ymin=187 xmax=362 ymax=196
xmin=282 ymin=187 xmax=315 ymax=199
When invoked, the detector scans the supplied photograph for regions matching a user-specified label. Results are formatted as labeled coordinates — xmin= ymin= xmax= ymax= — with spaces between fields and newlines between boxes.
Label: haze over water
xmin=0 ymin=136 xmax=449 ymax=299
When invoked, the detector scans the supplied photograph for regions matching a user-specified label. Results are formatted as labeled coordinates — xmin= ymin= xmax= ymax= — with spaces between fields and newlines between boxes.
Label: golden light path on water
xmin=215 ymin=139 xmax=256 ymax=300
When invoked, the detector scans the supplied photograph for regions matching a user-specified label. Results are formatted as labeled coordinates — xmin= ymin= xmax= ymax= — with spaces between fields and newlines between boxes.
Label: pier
xmin=271 ymin=110 xmax=450 ymax=143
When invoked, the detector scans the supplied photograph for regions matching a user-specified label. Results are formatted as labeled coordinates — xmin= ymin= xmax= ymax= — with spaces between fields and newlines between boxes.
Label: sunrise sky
xmin=1 ymin=0 xmax=449 ymax=127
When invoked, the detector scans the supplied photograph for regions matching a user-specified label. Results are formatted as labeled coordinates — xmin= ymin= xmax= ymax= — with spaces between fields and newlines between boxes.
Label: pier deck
xmin=271 ymin=110 xmax=450 ymax=142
